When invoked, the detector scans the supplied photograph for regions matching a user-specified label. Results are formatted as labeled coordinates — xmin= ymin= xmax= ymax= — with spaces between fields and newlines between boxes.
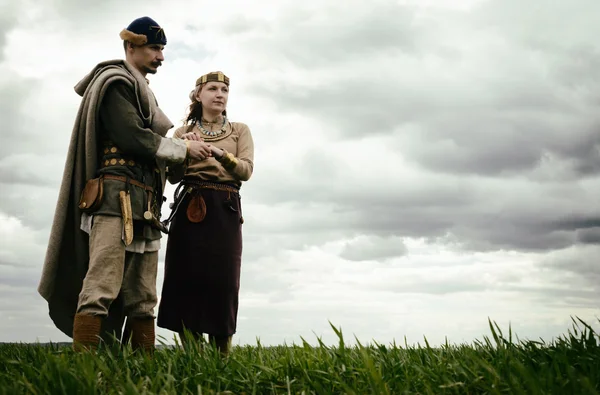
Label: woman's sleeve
xmin=217 ymin=123 xmax=254 ymax=181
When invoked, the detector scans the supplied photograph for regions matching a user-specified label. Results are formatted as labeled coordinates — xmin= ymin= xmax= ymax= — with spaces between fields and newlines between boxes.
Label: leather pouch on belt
xmin=78 ymin=177 xmax=104 ymax=213
xmin=187 ymin=193 xmax=206 ymax=223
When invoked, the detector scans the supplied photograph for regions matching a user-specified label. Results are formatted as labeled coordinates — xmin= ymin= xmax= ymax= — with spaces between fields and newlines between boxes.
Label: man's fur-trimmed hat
xmin=119 ymin=16 xmax=167 ymax=46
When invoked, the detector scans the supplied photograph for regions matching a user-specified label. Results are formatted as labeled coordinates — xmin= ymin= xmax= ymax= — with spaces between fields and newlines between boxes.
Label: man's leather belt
xmin=102 ymin=174 xmax=154 ymax=192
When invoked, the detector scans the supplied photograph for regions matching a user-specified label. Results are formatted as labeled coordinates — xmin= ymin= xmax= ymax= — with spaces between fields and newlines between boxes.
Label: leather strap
xmin=102 ymin=174 xmax=154 ymax=192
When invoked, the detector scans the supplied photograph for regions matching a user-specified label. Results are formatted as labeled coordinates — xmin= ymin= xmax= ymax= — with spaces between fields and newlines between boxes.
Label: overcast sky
xmin=1 ymin=0 xmax=599 ymax=348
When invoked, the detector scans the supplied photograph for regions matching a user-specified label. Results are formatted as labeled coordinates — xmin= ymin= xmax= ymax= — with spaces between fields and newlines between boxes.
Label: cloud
xmin=245 ymin=143 xmax=598 ymax=253
xmin=339 ymin=235 xmax=407 ymax=262
xmin=576 ymin=227 xmax=600 ymax=245
xmin=233 ymin=239 xmax=600 ymax=346
xmin=216 ymin=0 xmax=599 ymax=186
xmin=0 ymin=212 xmax=48 ymax=268
xmin=0 ymin=182 xmax=60 ymax=230
xmin=39 ymin=0 xmax=165 ymax=30
xmin=0 ymin=1 xmax=21 ymax=62
xmin=192 ymin=0 xmax=600 ymax=256
xmin=0 ymin=68 xmax=38 ymax=158
xmin=539 ymin=244 xmax=600 ymax=286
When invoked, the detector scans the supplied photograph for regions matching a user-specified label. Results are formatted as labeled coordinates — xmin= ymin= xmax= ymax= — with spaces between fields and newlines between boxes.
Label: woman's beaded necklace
xmin=197 ymin=116 xmax=227 ymax=137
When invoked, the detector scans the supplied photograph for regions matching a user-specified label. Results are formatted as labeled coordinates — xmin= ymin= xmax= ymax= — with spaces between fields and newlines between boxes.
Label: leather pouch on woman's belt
xmin=187 ymin=193 xmax=206 ymax=223
xmin=78 ymin=177 xmax=104 ymax=213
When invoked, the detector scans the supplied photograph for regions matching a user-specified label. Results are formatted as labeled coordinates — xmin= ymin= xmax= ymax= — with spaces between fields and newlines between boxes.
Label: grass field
xmin=1 ymin=318 xmax=599 ymax=394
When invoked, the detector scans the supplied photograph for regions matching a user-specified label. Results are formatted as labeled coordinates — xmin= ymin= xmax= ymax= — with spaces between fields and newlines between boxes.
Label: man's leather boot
xmin=72 ymin=313 xmax=102 ymax=352
xmin=128 ymin=317 xmax=156 ymax=355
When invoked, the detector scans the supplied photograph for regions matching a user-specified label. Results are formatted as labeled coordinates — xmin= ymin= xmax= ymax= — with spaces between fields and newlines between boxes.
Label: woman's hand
xmin=211 ymin=145 xmax=224 ymax=159
xmin=186 ymin=140 xmax=213 ymax=161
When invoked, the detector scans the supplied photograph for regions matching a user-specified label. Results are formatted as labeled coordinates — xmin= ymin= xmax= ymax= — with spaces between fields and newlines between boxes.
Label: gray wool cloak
xmin=38 ymin=59 xmax=172 ymax=341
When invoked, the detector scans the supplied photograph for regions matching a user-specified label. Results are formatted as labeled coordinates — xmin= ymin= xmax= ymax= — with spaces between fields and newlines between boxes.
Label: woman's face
xmin=196 ymin=82 xmax=229 ymax=114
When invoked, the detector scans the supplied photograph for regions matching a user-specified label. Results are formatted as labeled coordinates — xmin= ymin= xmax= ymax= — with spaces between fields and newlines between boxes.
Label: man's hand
xmin=186 ymin=140 xmax=213 ymax=161
xmin=182 ymin=132 xmax=202 ymax=141
xmin=181 ymin=132 xmax=223 ymax=160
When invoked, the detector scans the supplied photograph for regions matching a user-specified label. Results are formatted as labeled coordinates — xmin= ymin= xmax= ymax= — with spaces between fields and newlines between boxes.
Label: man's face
xmin=127 ymin=43 xmax=165 ymax=76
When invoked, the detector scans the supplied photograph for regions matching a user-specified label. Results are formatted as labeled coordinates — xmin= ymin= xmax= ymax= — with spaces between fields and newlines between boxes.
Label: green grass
xmin=1 ymin=317 xmax=599 ymax=394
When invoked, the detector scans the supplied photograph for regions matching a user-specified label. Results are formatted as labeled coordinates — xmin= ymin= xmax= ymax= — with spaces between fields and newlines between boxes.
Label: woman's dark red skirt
xmin=157 ymin=180 xmax=243 ymax=336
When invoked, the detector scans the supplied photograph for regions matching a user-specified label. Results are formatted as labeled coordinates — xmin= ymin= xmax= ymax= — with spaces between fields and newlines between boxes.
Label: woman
xmin=157 ymin=71 xmax=254 ymax=355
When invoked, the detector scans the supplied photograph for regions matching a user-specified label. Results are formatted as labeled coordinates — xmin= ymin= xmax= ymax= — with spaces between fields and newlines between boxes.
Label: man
xmin=38 ymin=16 xmax=213 ymax=352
